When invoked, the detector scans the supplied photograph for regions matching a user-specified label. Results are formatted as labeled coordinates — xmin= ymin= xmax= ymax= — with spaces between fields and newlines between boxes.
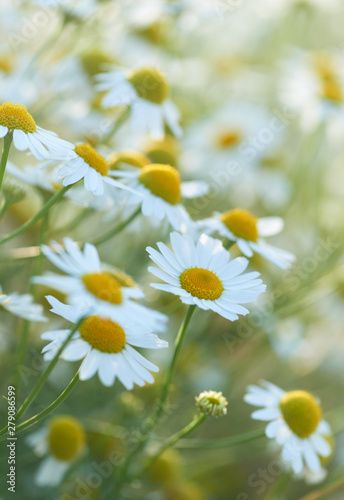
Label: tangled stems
xmin=92 ymin=207 xmax=141 ymax=246
xmin=0 ymin=132 xmax=13 ymax=193
xmin=114 ymin=305 xmax=196 ymax=495
xmin=0 ymin=185 xmax=72 ymax=246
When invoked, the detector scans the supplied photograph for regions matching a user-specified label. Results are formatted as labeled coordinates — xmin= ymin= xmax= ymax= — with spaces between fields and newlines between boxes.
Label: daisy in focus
xmin=147 ymin=231 xmax=266 ymax=321
xmin=0 ymin=286 xmax=46 ymax=321
xmin=111 ymin=163 xmax=207 ymax=231
xmin=96 ymin=66 xmax=182 ymax=139
xmin=0 ymin=102 xmax=72 ymax=160
xmin=27 ymin=415 xmax=86 ymax=487
xmin=244 ymin=381 xmax=333 ymax=479
xmin=199 ymin=208 xmax=295 ymax=269
xmin=34 ymin=238 xmax=167 ymax=333
xmin=42 ymin=297 xmax=168 ymax=388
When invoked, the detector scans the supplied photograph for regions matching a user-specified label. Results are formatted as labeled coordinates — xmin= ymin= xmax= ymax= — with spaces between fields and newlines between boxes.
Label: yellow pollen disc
xmin=74 ymin=143 xmax=109 ymax=176
xmin=139 ymin=163 xmax=181 ymax=204
xmin=321 ymin=80 xmax=343 ymax=103
xmin=215 ymin=129 xmax=243 ymax=149
xmin=0 ymin=57 xmax=12 ymax=74
xmin=82 ymin=272 xmax=123 ymax=304
xmin=79 ymin=315 xmax=126 ymax=353
xmin=221 ymin=208 xmax=258 ymax=242
xmin=108 ymin=150 xmax=150 ymax=170
xmin=128 ymin=67 xmax=169 ymax=104
xmin=48 ymin=416 xmax=85 ymax=461
xmin=280 ymin=390 xmax=322 ymax=439
xmin=0 ymin=102 xmax=36 ymax=133
xmin=144 ymin=136 xmax=179 ymax=166
xmin=180 ymin=267 xmax=224 ymax=300
xmin=106 ymin=268 xmax=137 ymax=288
xmin=80 ymin=49 xmax=114 ymax=78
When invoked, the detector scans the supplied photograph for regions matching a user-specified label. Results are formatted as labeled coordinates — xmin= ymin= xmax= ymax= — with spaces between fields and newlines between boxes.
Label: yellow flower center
xmin=48 ymin=416 xmax=85 ymax=461
xmin=128 ymin=67 xmax=169 ymax=104
xmin=280 ymin=390 xmax=322 ymax=438
xmin=74 ymin=143 xmax=109 ymax=176
xmin=313 ymin=54 xmax=344 ymax=104
xmin=221 ymin=208 xmax=258 ymax=242
xmin=79 ymin=315 xmax=126 ymax=353
xmin=82 ymin=272 xmax=123 ymax=304
xmin=80 ymin=49 xmax=114 ymax=78
xmin=106 ymin=268 xmax=137 ymax=288
xmin=0 ymin=57 xmax=12 ymax=74
xmin=180 ymin=267 xmax=224 ymax=300
xmin=321 ymin=80 xmax=343 ymax=103
xmin=144 ymin=136 xmax=179 ymax=166
xmin=215 ymin=129 xmax=243 ymax=149
xmin=108 ymin=150 xmax=150 ymax=170
xmin=0 ymin=102 xmax=36 ymax=133
xmin=139 ymin=164 xmax=181 ymax=204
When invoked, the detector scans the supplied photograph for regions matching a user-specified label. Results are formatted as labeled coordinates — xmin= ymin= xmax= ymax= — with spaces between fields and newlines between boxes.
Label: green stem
xmin=99 ymin=107 xmax=130 ymax=146
xmin=15 ymin=316 xmax=84 ymax=421
xmin=0 ymin=132 xmax=13 ymax=192
xmin=92 ymin=207 xmax=140 ymax=246
xmin=140 ymin=414 xmax=206 ymax=476
xmin=114 ymin=305 xmax=196 ymax=493
xmin=176 ymin=428 xmax=265 ymax=449
xmin=0 ymin=185 xmax=71 ymax=246
xmin=15 ymin=371 xmax=79 ymax=436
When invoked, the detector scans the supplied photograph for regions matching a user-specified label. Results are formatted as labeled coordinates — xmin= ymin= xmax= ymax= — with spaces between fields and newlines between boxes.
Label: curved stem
xmin=15 ymin=371 xmax=79 ymax=436
xmin=92 ymin=207 xmax=140 ymax=246
xmin=99 ymin=107 xmax=130 ymax=146
xmin=140 ymin=414 xmax=206 ymax=476
xmin=15 ymin=316 xmax=84 ymax=422
xmin=114 ymin=305 xmax=196 ymax=494
xmin=0 ymin=132 xmax=13 ymax=192
xmin=0 ymin=185 xmax=71 ymax=246
xmin=176 ymin=428 xmax=265 ymax=449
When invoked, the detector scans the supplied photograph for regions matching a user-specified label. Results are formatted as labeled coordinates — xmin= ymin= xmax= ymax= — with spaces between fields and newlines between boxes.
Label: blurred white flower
xmin=96 ymin=66 xmax=182 ymax=139
xmin=0 ymin=286 xmax=46 ymax=322
xmin=245 ymin=381 xmax=333 ymax=478
xmin=147 ymin=231 xmax=265 ymax=321
xmin=42 ymin=297 xmax=168 ymax=388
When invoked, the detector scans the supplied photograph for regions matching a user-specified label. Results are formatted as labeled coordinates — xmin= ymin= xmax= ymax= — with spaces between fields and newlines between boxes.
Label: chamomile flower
xmin=245 ymin=381 xmax=333 ymax=477
xmin=56 ymin=142 xmax=137 ymax=196
xmin=0 ymin=286 xmax=46 ymax=322
xmin=33 ymin=238 xmax=167 ymax=333
xmin=147 ymin=232 xmax=266 ymax=322
xmin=96 ymin=66 xmax=182 ymax=139
xmin=199 ymin=209 xmax=295 ymax=269
xmin=27 ymin=416 xmax=86 ymax=487
xmin=111 ymin=163 xmax=207 ymax=231
xmin=42 ymin=297 xmax=168 ymax=388
xmin=0 ymin=102 xmax=72 ymax=160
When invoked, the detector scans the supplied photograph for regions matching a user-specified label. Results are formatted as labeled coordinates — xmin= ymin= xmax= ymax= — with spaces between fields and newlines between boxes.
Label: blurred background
xmin=0 ymin=0 xmax=344 ymax=499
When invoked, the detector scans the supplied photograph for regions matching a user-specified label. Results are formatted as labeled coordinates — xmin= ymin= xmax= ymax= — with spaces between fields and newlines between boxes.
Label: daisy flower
xmin=111 ymin=163 xmax=208 ymax=232
xmin=57 ymin=142 xmax=134 ymax=196
xmin=42 ymin=296 xmax=168 ymax=388
xmin=0 ymin=286 xmax=46 ymax=322
xmin=199 ymin=208 xmax=295 ymax=269
xmin=147 ymin=232 xmax=266 ymax=322
xmin=244 ymin=381 xmax=333 ymax=478
xmin=0 ymin=102 xmax=72 ymax=160
xmin=33 ymin=238 xmax=167 ymax=333
xmin=96 ymin=66 xmax=182 ymax=139
xmin=27 ymin=415 xmax=86 ymax=487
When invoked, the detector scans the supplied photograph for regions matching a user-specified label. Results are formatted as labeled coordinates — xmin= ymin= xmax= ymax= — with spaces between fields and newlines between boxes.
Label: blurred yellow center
xmin=48 ymin=416 xmax=85 ymax=461
xmin=75 ymin=143 xmax=109 ymax=176
xmin=79 ymin=316 xmax=126 ymax=353
xmin=128 ymin=67 xmax=169 ymax=104
xmin=180 ymin=267 xmax=224 ymax=300
xmin=215 ymin=129 xmax=243 ymax=149
xmin=139 ymin=164 xmax=181 ymax=204
xmin=108 ymin=150 xmax=150 ymax=170
xmin=0 ymin=57 xmax=12 ymax=74
xmin=280 ymin=390 xmax=322 ymax=438
xmin=221 ymin=208 xmax=258 ymax=242
xmin=313 ymin=54 xmax=344 ymax=103
xmin=321 ymin=80 xmax=343 ymax=103
xmin=0 ymin=102 xmax=36 ymax=133
xmin=82 ymin=272 xmax=123 ymax=304
xmin=144 ymin=136 xmax=178 ymax=166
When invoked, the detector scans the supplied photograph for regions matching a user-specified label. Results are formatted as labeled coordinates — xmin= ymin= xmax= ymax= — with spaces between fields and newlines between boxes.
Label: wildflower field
xmin=0 ymin=1 xmax=344 ymax=499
